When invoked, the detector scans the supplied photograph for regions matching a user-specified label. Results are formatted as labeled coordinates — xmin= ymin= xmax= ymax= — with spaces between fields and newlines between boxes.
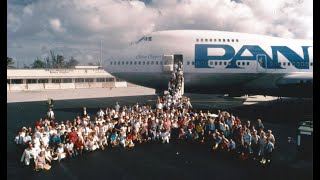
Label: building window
xmin=151 ymin=61 xmax=154 ymax=65
xmin=224 ymin=62 xmax=227 ymax=65
xmin=7 ymin=79 xmax=10 ymax=84
xmin=96 ymin=78 xmax=105 ymax=82
xmin=148 ymin=37 xmax=152 ymax=41
xmin=75 ymin=78 xmax=84 ymax=83
xmin=122 ymin=61 xmax=124 ymax=65
xmin=278 ymin=62 xmax=281 ymax=66
xmin=134 ymin=61 xmax=137 ymax=65
xmin=192 ymin=61 xmax=195 ymax=65
xmin=116 ymin=78 xmax=122 ymax=82
xmin=187 ymin=61 xmax=190 ymax=65
xmin=292 ymin=62 xmax=295 ymax=66
xmin=27 ymin=79 xmax=37 ymax=84
xmin=106 ymin=78 xmax=114 ymax=82
xmin=246 ymin=62 xmax=249 ymax=66
xmin=63 ymin=79 xmax=72 ymax=83
xmin=38 ymin=79 xmax=49 ymax=83
xmin=236 ymin=39 xmax=239 ymax=42
xmin=138 ymin=61 xmax=141 ymax=65
xmin=85 ymin=78 xmax=94 ymax=82
xmin=117 ymin=61 xmax=120 ymax=65
xmin=146 ymin=61 xmax=149 ymax=65
xmin=52 ymin=79 xmax=61 ymax=83
xmin=296 ymin=62 xmax=300 ymax=66
xmin=12 ymin=79 xmax=23 ymax=84
xmin=301 ymin=62 xmax=304 ymax=66
xmin=160 ymin=61 xmax=162 ymax=65
xmin=218 ymin=39 xmax=221 ymax=42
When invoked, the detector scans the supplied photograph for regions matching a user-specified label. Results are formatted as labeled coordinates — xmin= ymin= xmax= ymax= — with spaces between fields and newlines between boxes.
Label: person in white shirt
xmin=97 ymin=109 xmax=105 ymax=118
xmin=41 ymin=132 xmax=50 ymax=148
xmin=82 ymin=124 xmax=90 ymax=137
xmin=15 ymin=131 xmax=24 ymax=145
xmin=99 ymin=133 xmax=108 ymax=150
xmin=44 ymin=147 xmax=53 ymax=163
xmin=47 ymin=108 xmax=55 ymax=119
xmin=20 ymin=143 xmax=37 ymax=166
xmin=55 ymin=143 xmax=66 ymax=162
xmin=162 ymin=130 xmax=170 ymax=143
xmin=115 ymin=102 xmax=120 ymax=112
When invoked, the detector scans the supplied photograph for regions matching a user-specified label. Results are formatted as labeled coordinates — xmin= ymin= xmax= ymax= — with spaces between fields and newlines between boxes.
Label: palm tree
xmin=7 ymin=57 xmax=15 ymax=67
xmin=31 ymin=57 xmax=46 ymax=68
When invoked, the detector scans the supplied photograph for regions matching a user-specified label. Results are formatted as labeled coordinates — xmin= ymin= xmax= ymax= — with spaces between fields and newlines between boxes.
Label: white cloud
xmin=49 ymin=18 xmax=65 ymax=32
xmin=7 ymin=0 xmax=313 ymax=64
xmin=23 ymin=5 xmax=33 ymax=16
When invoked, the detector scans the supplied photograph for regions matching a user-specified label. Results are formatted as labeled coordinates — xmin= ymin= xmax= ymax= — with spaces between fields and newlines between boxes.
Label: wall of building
xmin=7 ymin=82 xmax=124 ymax=91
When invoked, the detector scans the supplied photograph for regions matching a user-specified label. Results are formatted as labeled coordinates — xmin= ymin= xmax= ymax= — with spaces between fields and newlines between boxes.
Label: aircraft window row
xmin=237 ymin=62 xmax=251 ymax=66
xmin=208 ymin=61 xmax=232 ymax=66
xmin=111 ymin=61 xmax=163 ymax=65
xmin=196 ymin=38 xmax=239 ymax=43
xmin=144 ymin=37 xmax=152 ymax=41
xmin=281 ymin=62 xmax=313 ymax=66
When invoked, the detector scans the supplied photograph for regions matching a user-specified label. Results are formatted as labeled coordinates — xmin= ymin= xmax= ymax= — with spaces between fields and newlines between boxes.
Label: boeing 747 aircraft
xmin=104 ymin=30 xmax=313 ymax=97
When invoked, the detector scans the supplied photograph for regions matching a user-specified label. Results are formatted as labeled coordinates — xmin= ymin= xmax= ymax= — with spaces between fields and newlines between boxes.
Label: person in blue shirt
xmin=264 ymin=138 xmax=274 ymax=166
xmin=49 ymin=133 xmax=61 ymax=150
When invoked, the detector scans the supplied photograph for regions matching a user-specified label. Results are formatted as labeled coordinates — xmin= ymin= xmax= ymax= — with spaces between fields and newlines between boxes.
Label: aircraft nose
xmin=103 ymin=57 xmax=114 ymax=73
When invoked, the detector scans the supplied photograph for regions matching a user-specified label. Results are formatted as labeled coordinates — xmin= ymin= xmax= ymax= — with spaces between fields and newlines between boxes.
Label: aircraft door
xmin=174 ymin=54 xmax=183 ymax=69
xmin=162 ymin=55 xmax=174 ymax=72
xmin=256 ymin=54 xmax=267 ymax=73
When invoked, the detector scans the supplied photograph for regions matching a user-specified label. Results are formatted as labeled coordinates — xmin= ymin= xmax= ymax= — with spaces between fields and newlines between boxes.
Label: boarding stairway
xmin=162 ymin=55 xmax=184 ymax=96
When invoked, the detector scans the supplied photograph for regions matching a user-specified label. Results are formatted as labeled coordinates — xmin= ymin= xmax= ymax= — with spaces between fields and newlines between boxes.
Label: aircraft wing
xmin=276 ymin=72 xmax=313 ymax=86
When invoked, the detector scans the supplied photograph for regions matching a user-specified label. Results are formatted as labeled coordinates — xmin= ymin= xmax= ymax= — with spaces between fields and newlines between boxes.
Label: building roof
xmin=7 ymin=68 xmax=113 ymax=79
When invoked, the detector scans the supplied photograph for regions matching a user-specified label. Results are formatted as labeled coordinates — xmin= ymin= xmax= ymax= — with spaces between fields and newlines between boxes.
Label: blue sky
xmin=7 ymin=0 xmax=313 ymax=66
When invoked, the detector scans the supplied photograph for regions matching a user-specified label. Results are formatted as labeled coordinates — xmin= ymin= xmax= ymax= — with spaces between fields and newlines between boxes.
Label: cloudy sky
xmin=7 ymin=0 xmax=313 ymax=66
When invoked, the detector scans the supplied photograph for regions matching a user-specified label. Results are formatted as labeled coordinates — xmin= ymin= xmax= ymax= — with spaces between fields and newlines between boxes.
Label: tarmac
xmin=7 ymin=89 xmax=313 ymax=180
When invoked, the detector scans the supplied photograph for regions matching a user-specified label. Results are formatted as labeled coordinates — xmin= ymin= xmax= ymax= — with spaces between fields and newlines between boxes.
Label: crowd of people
xmin=14 ymin=63 xmax=276 ymax=171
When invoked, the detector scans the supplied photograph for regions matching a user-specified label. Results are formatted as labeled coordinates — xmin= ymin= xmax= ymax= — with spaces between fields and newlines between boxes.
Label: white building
xmin=7 ymin=66 xmax=128 ymax=91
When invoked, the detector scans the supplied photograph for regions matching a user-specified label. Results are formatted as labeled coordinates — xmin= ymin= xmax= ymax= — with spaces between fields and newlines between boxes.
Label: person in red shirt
xmin=35 ymin=118 xmax=43 ymax=129
xmin=74 ymin=137 xmax=84 ymax=155
xmin=69 ymin=128 xmax=78 ymax=143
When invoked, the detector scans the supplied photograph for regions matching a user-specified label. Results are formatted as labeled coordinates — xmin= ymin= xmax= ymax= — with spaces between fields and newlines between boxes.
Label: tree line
xmin=7 ymin=51 xmax=80 ymax=69
xmin=31 ymin=51 xmax=79 ymax=68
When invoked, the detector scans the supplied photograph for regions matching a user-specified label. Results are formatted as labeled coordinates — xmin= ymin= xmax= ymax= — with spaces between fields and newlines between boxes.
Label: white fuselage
xmin=104 ymin=30 xmax=313 ymax=97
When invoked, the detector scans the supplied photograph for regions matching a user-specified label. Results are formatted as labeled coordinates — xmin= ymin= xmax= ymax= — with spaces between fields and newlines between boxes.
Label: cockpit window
xmin=135 ymin=36 xmax=152 ymax=44
xmin=136 ymin=36 xmax=145 ymax=44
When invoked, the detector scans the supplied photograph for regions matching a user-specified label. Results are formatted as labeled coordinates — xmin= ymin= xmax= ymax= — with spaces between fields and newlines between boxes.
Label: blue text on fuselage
xmin=194 ymin=44 xmax=311 ymax=69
